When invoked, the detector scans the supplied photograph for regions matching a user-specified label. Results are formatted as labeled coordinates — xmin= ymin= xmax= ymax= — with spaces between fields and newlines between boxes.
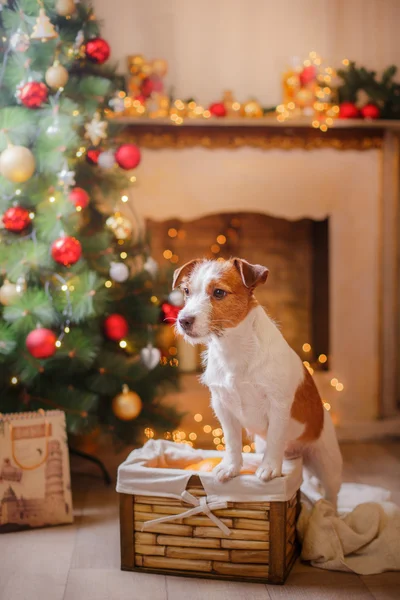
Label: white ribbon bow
xmin=141 ymin=490 xmax=232 ymax=536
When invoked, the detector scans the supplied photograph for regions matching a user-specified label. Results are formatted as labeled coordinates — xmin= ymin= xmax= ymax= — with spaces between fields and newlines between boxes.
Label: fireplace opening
xmin=148 ymin=212 xmax=329 ymax=370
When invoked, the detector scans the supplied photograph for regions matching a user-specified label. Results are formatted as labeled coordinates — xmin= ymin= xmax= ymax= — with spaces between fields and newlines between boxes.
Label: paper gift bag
xmin=0 ymin=410 xmax=73 ymax=532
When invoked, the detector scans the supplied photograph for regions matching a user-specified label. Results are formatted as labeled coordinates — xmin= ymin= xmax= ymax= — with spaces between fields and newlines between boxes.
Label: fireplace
xmin=119 ymin=119 xmax=400 ymax=441
xmin=148 ymin=212 xmax=329 ymax=362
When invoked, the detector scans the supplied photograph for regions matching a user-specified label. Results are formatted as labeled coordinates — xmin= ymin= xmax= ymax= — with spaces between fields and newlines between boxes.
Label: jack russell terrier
xmin=173 ymin=257 xmax=342 ymax=508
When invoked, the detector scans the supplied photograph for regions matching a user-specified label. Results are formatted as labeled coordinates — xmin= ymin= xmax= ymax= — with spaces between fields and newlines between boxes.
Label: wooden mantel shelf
xmin=115 ymin=116 xmax=400 ymax=150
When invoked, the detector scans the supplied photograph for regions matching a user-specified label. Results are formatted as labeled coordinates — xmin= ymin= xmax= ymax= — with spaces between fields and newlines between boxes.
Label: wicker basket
xmin=120 ymin=474 xmax=300 ymax=584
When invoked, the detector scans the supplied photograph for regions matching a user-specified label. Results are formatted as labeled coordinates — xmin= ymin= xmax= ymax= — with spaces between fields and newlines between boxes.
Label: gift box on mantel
xmin=117 ymin=440 xmax=302 ymax=584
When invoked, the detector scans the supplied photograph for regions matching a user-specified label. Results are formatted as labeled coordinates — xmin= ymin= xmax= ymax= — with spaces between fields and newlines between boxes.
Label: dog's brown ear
xmin=172 ymin=259 xmax=200 ymax=289
xmin=233 ymin=258 xmax=269 ymax=289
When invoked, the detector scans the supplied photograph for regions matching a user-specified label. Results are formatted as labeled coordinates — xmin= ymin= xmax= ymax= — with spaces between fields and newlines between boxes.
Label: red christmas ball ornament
xmin=51 ymin=236 xmax=82 ymax=266
xmin=26 ymin=328 xmax=57 ymax=359
xmin=2 ymin=206 xmax=32 ymax=232
xmin=339 ymin=102 xmax=360 ymax=119
xmin=160 ymin=302 xmax=181 ymax=326
xmin=115 ymin=144 xmax=141 ymax=170
xmin=299 ymin=65 xmax=317 ymax=87
xmin=69 ymin=187 xmax=89 ymax=209
xmin=360 ymin=103 xmax=380 ymax=120
xmin=209 ymin=102 xmax=227 ymax=118
xmin=86 ymin=148 xmax=101 ymax=165
xmin=19 ymin=81 xmax=48 ymax=109
xmin=103 ymin=314 xmax=129 ymax=341
xmin=85 ymin=38 xmax=110 ymax=65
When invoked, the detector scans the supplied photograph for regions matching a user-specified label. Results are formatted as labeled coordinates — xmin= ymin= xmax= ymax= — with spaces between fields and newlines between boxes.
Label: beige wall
xmin=94 ymin=0 xmax=400 ymax=106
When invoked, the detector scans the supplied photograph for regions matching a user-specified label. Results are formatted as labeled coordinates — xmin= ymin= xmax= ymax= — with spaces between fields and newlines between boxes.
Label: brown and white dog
xmin=173 ymin=257 xmax=342 ymax=507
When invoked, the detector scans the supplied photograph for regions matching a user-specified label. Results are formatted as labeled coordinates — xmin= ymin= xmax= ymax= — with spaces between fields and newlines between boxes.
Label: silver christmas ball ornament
xmin=109 ymin=261 xmax=129 ymax=282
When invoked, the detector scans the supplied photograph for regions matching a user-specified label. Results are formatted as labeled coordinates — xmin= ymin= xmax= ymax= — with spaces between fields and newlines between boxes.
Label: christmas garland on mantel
xmin=337 ymin=62 xmax=400 ymax=120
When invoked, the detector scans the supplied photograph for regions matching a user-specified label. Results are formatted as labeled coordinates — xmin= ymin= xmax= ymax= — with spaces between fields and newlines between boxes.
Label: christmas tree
xmin=0 ymin=0 xmax=181 ymax=447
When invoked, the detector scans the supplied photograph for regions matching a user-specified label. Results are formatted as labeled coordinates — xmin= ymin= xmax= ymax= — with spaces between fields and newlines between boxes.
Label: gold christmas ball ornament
xmin=112 ymin=385 xmax=142 ymax=421
xmin=0 ymin=277 xmax=25 ymax=306
xmin=45 ymin=62 xmax=69 ymax=90
xmin=151 ymin=58 xmax=168 ymax=78
xmin=241 ymin=100 xmax=264 ymax=118
xmin=106 ymin=212 xmax=133 ymax=240
xmin=55 ymin=0 xmax=76 ymax=16
xmin=0 ymin=146 xmax=36 ymax=183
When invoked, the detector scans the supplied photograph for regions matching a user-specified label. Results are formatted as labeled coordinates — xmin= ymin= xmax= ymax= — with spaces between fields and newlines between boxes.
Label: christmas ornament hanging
xmin=51 ymin=236 xmax=82 ymax=266
xmin=98 ymin=150 xmax=116 ymax=170
xmin=0 ymin=280 xmax=24 ymax=306
xmin=360 ymin=103 xmax=380 ymax=119
xmin=161 ymin=302 xmax=181 ymax=326
xmin=58 ymin=165 xmax=76 ymax=187
xmin=10 ymin=28 xmax=30 ymax=52
xmin=30 ymin=8 xmax=58 ymax=41
xmin=339 ymin=102 xmax=360 ymax=119
xmin=55 ymin=0 xmax=76 ymax=17
xmin=209 ymin=102 xmax=227 ymax=117
xmin=17 ymin=81 xmax=48 ymax=109
xmin=26 ymin=328 xmax=57 ymax=359
xmin=112 ymin=384 xmax=142 ymax=421
xmin=86 ymin=148 xmax=101 ymax=165
xmin=140 ymin=343 xmax=161 ymax=370
xmin=115 ymin=144 xmax=141 ymax=170
xmin=105 ymin=212 xmax=133 ymax=240
xmin=85 ymin=38 xmax=110 ymax=65
xmin=84 ymin=112 xmax=108 ymax=146
xmin=69 ymin=187 xmax=89 ymax=209
xmin=45 ymin=62 xmax=69 ymax=90
xmin=144 ymin=256 xmax=159 ymax=278
xmin=0 ymin=146 xmax=35 ymax=183
xmin=109 ymin=261 xmax=129 ymax=282
xmin=103 ymin=314 xmax=129 ymax=341
xmin=2 ymin=206 xmax=32 ymax=232
xmin=168 ymin=289 xmax=184 ymax=307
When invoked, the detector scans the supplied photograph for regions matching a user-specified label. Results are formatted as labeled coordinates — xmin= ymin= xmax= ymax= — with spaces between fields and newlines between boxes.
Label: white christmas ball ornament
xmin=168 ymin=289 xmax=184 ymax=307
xmin=98 ymin=150 xmax=116 ymax=170
xmin=45 ymin=63 xmax=69 ymax=90
xmin=144 ymin=256 xmax=159 ymax=279
xmin=10 ymin=28 xmax=30 ymax=52
xmin=109 ymin=261 xmax=129 ymax=282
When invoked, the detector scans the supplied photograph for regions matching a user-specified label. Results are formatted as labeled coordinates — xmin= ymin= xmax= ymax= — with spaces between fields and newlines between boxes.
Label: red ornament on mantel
xmin=26 ymin=328 xmax=57 ymax=359
xmin=338 ymin=102 xmax=360 ymax=119
xmin=209 ymin=102 xmax=227 ymax=118
xmin=85 ymin=38 xmax=110 ymax=64
xmin=86 ymin=148 xmax=101 ymax=165
xmin=360 ymin=103 xmax=380 ymax=120
xmin=18 ymin=81 xmax=48 ymax=109
xmin=51 ymin=236 xmax=82 ymax=266
xmin=140 ymin=76 xmax=163 ymax=98
xmin=69 ymin=187 xmax=89 ymax=209
xmin=2 ymin=206 xmax=32 ymax=232
xmin=115 ymin=144 xmax=141 ymax=170
xmin=103 ymin=314 xmax=129 ymax=341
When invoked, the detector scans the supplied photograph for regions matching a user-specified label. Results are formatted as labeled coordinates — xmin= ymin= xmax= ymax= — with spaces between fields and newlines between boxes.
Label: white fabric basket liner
xmin=117 ymin=439 xmax=302 ymax=503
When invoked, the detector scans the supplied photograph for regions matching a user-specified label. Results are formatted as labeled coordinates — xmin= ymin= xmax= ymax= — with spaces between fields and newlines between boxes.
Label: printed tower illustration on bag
xmin=0 ymin=440 xmax=70 ymax=530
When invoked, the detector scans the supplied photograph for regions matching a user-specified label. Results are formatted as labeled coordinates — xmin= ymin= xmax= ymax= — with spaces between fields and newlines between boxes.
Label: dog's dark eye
xmin=213 ymin=289 xmax=227 ymax=300
xmin=183 ymin=287 xmax=189 ymax=296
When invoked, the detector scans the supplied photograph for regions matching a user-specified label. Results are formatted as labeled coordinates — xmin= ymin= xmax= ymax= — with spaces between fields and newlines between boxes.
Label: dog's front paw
xmin=214 ymin=459 xmax=242 ymax=483
xmin=256 ymin=460 xmax=282 ymax=482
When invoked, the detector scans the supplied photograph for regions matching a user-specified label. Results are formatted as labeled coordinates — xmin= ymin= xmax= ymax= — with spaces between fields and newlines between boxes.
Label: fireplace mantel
xmin=115 ymin=117 xmax=400 ymax=150
xmin=117 ymin=117 xmax=400 ymax=439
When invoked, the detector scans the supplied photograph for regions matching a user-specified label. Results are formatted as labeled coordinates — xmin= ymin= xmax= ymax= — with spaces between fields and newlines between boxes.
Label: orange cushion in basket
xmin=184 ymin=457 xmax=255 ymax=474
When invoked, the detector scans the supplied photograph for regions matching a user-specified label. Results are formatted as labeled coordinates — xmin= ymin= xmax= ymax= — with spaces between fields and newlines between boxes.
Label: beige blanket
xmin=298 ymin=479 xmax=400 ymax=574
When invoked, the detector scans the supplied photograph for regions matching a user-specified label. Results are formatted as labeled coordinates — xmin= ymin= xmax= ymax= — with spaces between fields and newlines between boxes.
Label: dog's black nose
xmin=179 ymin=316 xmax=195 ymax=330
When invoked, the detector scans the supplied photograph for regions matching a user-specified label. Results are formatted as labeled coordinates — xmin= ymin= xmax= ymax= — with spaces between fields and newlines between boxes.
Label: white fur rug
xmin=299 ymin=478 xmax=400 ymax=574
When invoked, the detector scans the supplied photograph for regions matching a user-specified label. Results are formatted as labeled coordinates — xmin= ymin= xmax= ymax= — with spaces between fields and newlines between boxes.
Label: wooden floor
xmin=1 ymin=442 xmax=400 ymax=600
